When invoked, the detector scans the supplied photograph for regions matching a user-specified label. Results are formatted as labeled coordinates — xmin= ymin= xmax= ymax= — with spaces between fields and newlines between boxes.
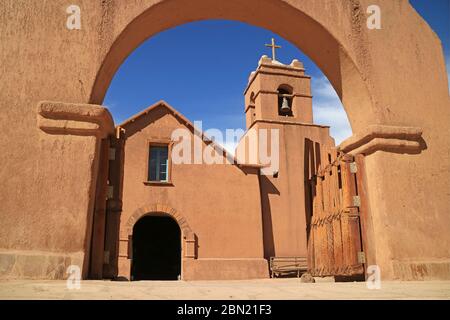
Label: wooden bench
xmin=269 ymin=257 xmax=308 ymax=278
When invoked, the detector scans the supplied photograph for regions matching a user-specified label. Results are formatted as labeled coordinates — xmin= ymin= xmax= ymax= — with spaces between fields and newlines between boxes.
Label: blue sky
xmin=104 ymin=1 xmax=449 ymax=149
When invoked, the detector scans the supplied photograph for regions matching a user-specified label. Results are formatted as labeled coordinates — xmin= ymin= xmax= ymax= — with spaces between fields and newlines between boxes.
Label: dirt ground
xmin=1 ymin=279 xmax=449 ymax=300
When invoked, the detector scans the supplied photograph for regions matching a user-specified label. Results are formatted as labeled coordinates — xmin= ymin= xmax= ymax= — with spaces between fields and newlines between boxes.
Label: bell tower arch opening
xmin=131 ymin=214 xmax=181 ymax=281
xmin=244 ymin=55 xmax=314 ymax=128
xmin=277 ymin=85 xmax=293 ymax=117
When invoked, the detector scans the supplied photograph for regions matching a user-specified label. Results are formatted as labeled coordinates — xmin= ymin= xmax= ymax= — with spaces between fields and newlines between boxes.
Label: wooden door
xmin=307 ymin=147 xmax=365 ymax=278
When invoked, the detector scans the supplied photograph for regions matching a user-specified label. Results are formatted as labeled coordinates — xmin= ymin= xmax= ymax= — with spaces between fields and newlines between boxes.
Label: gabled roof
xmin=119 ymin=100 xmax=193 ymax=130
xmin=117 ymin=100 xmax=265 ymax=169
xmin=117 ymin=100 xmax=230 ymax=161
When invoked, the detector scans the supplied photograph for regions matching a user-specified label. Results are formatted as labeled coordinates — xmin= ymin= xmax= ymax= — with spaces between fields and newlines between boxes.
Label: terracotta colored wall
xmin=239 ymin=120 xmax=334 ymax=259
xmin=0 ymin=101 xmax=114 ymax=279
xmin=117 ymin=106 xmax=268 ymax=280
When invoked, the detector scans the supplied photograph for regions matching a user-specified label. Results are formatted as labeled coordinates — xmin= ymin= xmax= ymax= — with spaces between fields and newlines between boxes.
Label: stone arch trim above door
xmin=125 ymin=204 xmax=197 ymax=259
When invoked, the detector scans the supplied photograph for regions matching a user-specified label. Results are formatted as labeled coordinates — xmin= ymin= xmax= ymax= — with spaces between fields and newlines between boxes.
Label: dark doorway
xmin=131 ymin=215 xmax=181 ymax=280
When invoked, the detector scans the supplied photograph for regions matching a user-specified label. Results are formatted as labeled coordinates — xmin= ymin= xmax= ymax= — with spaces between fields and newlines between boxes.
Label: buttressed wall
xmin=0 ymin=0 xmax=449 ymax=280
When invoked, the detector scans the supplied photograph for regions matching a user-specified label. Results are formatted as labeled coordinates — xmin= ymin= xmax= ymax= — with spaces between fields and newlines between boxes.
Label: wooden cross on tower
xmin=265 ymin=38 xmax=282 ymax=61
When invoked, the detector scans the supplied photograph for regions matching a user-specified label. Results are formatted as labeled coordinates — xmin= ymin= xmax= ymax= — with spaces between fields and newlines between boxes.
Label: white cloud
xmin=314 ymin=106 xmax=353 ymax=144
xmin=311 ymin=76 xmax=352 ymax=145
xmin=312 ymin=76 xmax=340 ymax=101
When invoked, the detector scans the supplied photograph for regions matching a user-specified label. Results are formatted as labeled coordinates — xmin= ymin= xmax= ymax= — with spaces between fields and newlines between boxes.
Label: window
xmin=249 ymin=92 xmax=256 ymax=123
xmin=148 ymin=145 xmax=169 ymax=182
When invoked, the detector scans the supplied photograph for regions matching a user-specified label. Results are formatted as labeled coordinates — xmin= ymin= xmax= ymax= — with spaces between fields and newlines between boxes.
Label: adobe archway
xmin=90 ymin=0 xmax=450 ymax=280
xmin=118 ymin=204 xmax=197 ymax=280
xmin=89 ymin=0 xmax=375 ymax=132
xmin=0 ymin=0 xmax=449 ymax=280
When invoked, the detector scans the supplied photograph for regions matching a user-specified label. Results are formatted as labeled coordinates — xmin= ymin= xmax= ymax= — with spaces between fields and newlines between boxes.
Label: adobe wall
xmin=117 ymin=106 xmax=268 ymax=280
xmin=0 ymin=101 xmax=114 ymax=279
xmin=0 ymin=0 xmax=449 ymax=280
xmin=240 ymin=120 xmax=335 ymax=260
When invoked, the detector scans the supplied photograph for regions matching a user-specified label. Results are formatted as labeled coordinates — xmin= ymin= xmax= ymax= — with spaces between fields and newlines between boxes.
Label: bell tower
xmin=239 ymin=47 xmax=335 ymax=262
xmin=243 ymin=55 xmax=313 ymax=129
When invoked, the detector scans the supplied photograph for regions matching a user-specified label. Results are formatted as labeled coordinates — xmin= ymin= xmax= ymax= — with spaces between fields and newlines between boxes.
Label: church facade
xmin=96 ymin=56 xmax=335 ymax=280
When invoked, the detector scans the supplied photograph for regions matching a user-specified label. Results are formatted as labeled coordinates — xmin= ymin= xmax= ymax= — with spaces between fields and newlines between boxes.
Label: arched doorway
xmin=131 ymin=215 xmax=181 ymax=280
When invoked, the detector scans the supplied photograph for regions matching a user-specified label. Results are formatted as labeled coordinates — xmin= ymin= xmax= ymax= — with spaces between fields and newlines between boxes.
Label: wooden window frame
xmin=144 ymin=139 xmax=174 ymax=186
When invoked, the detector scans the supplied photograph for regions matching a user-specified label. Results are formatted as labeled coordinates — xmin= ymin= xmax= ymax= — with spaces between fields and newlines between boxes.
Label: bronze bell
xmin=280 ymin=96 xmax=291 ymax=113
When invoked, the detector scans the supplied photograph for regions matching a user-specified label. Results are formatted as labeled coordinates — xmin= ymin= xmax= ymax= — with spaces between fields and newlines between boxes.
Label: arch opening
xmin=90 ymin=0 xmax=377 ymax=135
xmin=277 ymin=86 xmax=293 ymax=117
xmin=131 ymin=214 xmax=181 ymax=281
xmin=101 ymin=19 xmax=355 ymax=145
